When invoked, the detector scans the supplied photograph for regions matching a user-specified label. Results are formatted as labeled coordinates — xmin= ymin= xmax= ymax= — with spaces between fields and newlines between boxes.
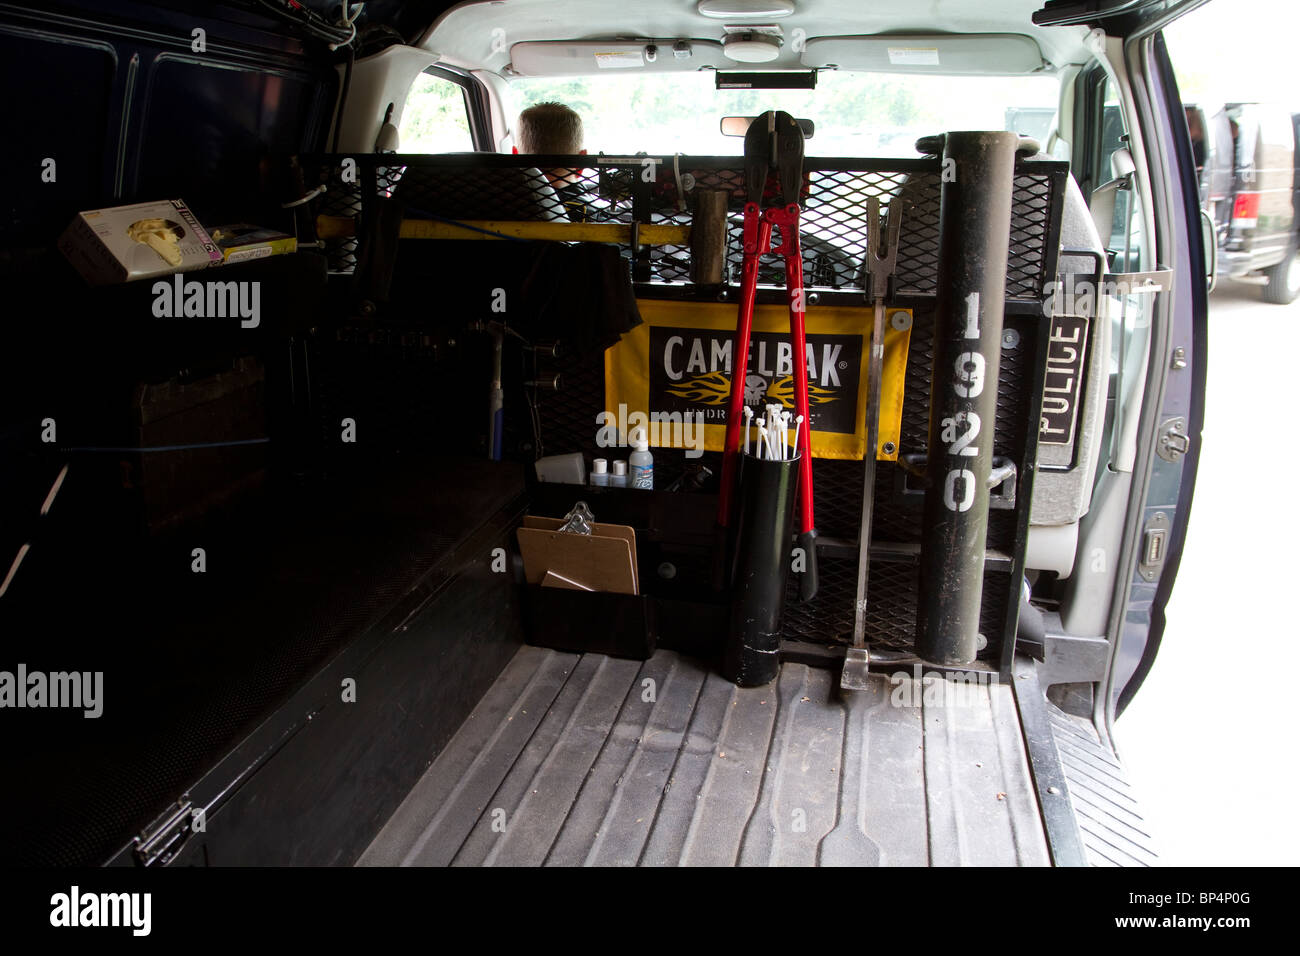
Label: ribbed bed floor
xmin=359 ymin=646 xmax=1050 ymax=867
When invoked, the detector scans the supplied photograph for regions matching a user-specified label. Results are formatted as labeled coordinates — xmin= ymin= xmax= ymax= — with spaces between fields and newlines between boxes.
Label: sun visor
xmin=799 ymin=34 xmax=1047 ymax=75
xmin=509 ymin=40 xmax=727 ymax=76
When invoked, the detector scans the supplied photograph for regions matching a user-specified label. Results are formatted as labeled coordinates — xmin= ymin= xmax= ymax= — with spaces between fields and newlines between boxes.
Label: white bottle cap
xmin=612 ymin=460 xmax=628 ymax=476
xmin=630 ymin=428 xmax=648 ymax=451
xmin=592 ymin=458 xmax=608 ymax=474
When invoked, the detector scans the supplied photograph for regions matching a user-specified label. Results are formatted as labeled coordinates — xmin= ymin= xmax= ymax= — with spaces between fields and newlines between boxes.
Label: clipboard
xmin=517 ymin=509 xmax=639 ymax=595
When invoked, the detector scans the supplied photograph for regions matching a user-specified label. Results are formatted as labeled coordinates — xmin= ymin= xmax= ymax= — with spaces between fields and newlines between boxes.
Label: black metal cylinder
xmin=723 ymin=454 xmax=799 ymax=687
xmin=917 ymin=131 xmax=1019 ymax=665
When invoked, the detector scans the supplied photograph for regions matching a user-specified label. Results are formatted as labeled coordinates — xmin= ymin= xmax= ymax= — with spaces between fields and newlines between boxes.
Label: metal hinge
xmin=1156 ymin=417 xmax=1190 ymax=462
xmin=133 ymin=796 xmax=202 ymax=867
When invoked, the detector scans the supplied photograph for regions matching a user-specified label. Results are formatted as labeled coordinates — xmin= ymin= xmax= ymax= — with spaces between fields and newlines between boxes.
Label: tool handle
xmin=488 ymin=386 xmax=504 ymax=461
xmin=774 ymin=206 xmax=815 ymax=535
xmin=772 ymin=204 xmax=817 ymax=599
xmin=717 ymin=203 xmax=766 ymax=528
xmin=797 ymin=528 xmax=819 ymax=602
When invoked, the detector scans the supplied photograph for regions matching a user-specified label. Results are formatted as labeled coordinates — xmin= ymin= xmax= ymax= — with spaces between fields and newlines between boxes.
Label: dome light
xmin=698 ymin=1 xmax=796 ymax=18
xmin=723 ymin=33 xmax=782 ymax=63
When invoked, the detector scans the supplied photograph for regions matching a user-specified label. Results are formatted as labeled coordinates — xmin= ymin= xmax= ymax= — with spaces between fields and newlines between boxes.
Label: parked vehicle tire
xmin=1263 ymin=241 xmax=1300 ymax=305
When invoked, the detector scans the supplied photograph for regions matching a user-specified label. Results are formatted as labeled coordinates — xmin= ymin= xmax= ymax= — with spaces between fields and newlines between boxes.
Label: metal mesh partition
xmin=304 ymin=154 xmax=1060 ymax=294
xmin=300 ymin=152 xmax=1067 ymax=664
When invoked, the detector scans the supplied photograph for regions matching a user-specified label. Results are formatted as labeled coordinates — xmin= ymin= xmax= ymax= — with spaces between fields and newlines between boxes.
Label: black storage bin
xmin=518 ymin=484 xmax=728 ymax=661
xmin=522 ymin=587 xmax=656 ymax=659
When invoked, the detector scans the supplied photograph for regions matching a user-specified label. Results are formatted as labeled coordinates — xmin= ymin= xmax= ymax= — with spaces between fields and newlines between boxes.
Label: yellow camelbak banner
xmin=605 ymin=299 xmax=911 ymax=461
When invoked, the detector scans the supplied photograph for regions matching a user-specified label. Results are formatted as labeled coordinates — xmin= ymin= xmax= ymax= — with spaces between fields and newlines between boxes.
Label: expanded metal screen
xmin=305 ymin=153 xmax=1061 ymax=305
xmin=302 ymin=152 xmax=1067 ymax=664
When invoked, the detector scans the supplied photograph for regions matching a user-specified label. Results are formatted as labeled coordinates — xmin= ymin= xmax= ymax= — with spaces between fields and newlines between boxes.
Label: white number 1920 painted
xmin=963 ymin=291 xmax=980 ymax=338
xmin=944 ymin=468 xmax=976 ymax=512
xmin=944 ymin=292 xmax=984 ymax=512
xmin=954 ymin=351 xmax=985 ymax=398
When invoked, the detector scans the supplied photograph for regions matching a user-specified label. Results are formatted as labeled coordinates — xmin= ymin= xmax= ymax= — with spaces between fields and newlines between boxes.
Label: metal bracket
xmin=1138 ymin=511 xmax=1170 ymax=583
xmin=1156 ymin=417 xmax=1189 ymax=462
xmin=896 ymin=453 xmax=1017 ymax=509
xmin=840 ymin=646 xmax=871 ymax=692
xmin=987 ymin=459 xmax=1018 ymax=509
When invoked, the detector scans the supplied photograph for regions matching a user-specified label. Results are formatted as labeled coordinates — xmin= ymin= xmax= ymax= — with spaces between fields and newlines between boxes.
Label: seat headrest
xmin=392 ymin=165 xmax=567 ymax=222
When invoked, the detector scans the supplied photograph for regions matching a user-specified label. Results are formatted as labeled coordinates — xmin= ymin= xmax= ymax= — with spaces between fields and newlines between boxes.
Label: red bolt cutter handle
xmin=718 ymin=201 xmax=767 ymax=526
xmin=772 ymin=205 xmax=815 ymax=540
xmin=716 ymin=203 xmax=818 ymax=600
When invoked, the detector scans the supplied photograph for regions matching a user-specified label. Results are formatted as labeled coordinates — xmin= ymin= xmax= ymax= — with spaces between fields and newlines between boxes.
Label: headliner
xmin=416 ymin=0 xmax=1093 ymax=76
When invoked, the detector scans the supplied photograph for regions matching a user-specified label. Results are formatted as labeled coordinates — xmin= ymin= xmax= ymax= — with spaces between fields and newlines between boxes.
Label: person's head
xmin=513 ymin=102 xmax=586 ymax=186
xmin=516 ymin=101 xmax=584 ymax=153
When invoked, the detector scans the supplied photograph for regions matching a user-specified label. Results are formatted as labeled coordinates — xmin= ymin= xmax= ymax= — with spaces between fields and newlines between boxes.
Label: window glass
xmin=400 ymin=72 xmax=474 ymax=152
xmin=507 ymin=70 xmax=1058 ymax=157
xmin=1100 ymin=81 xmax=1140 ymax=273
xmin=1094 ymin=76 xmax=1153 ymax=470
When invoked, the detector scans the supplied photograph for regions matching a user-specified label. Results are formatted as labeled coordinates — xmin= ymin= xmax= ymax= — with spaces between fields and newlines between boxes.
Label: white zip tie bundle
xmin=746 ymin=405 xmax=801 ymax=462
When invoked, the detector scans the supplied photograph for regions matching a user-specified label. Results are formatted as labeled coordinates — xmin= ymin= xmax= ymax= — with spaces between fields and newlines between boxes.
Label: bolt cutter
xmin=717 ymin=110 xmax=818 ymax=602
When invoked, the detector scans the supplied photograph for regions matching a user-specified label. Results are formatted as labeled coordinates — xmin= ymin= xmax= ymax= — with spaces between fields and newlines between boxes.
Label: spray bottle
xmin=629 ymin=428 xmax=654 ymax=490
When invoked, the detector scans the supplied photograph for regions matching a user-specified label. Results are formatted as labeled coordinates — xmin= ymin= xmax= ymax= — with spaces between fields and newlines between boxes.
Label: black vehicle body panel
xmin=1217 ymin=102 xmax=1299 ymax=277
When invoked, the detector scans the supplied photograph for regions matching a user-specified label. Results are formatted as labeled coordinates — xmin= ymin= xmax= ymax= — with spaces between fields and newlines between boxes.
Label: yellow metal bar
xmin=316 ymin=215 xmax=357 ymax=240
xmin=315 ymin=215 xmax=690 ymax=245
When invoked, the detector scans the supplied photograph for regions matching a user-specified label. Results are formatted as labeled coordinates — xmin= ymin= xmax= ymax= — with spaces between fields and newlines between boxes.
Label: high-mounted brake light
xmin=1232 ymin=191 xmax=1261 ymax=228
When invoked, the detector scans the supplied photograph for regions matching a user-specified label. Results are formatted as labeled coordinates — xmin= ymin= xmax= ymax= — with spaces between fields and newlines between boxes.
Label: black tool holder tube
xmin=723 ymin=454 xmax=799 ymax=687
xmin=917 ymin=131 xmax=1019 ymax=665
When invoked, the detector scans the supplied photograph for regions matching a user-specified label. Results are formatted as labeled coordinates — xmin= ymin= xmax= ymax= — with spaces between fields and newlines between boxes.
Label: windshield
xmin=508 ymin=70 xmax=1060 ymax=156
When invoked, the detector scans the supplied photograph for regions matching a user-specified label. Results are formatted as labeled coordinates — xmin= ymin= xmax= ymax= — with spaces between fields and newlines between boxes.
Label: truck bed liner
xmin=361 ymin=646 xmax=1050 ymax=867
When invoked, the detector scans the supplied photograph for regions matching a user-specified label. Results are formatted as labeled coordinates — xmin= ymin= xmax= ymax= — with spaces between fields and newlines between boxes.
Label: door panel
xmin=1107 ymin=29 xmax=1208 ymax=715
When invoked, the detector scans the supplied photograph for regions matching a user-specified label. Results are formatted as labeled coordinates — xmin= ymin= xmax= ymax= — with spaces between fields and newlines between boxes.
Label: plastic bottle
xmin=611 ymin=460 xmax=629 ymax=488
xmin=590 ymin=458 xmax=609 ymax=487
xmin=629 ymin=429 xmax=654 ymax=490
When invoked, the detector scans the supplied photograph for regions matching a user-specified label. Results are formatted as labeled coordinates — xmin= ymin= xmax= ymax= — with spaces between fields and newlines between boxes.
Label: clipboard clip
xmin=558 ymin=501 xmax=596 ymax=535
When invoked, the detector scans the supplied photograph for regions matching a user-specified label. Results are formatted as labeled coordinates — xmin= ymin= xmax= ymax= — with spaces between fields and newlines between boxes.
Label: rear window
xmin=507 ymin=70 xmax=1059 ymax=156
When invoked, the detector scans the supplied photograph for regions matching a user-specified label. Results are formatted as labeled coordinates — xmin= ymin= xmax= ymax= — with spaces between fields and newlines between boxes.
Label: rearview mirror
xmin=720 ymin=116 xmax=815 ymax=138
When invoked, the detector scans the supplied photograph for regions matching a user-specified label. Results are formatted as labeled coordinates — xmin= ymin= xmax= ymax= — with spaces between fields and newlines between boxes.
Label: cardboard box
xmin=209 ymin=223 xmax=298 ymax=264
xmin=58 ymin=199 xmax=223 ymax=285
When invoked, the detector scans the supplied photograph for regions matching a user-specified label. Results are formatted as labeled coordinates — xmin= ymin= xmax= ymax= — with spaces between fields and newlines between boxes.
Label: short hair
xmin=517 ymin=102 xmax=583 ymax=153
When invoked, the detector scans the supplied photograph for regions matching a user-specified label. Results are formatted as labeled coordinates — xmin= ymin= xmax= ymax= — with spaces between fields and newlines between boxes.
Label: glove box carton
xmin=58 ymin=199 xmax=223 ymax=285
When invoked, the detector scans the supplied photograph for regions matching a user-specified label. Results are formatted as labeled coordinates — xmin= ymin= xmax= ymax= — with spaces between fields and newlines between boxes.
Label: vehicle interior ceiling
xmin=0 ymin=0 xmax=1172 ymax=866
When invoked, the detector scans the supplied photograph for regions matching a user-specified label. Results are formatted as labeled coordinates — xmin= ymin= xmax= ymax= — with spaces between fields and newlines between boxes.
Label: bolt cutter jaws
xmin=743 ymin=111 xmax=806 ymax=207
